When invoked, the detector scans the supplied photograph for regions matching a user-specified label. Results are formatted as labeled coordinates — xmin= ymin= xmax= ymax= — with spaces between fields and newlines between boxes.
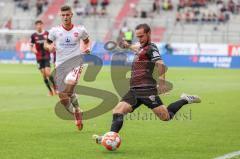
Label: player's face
xmin=35 ymin=23 xmax=43 ymax=32
xmin=135 ymin=28 xmax=150 ymax=47
xmin=60 ymin=10 xmax=73 ymax=25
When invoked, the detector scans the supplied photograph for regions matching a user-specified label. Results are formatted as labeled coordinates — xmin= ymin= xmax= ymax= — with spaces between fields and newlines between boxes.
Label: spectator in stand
xmin=22 ymin=0 xmax=29 ymax=11
xmin=224 ymin=11 xmax=230 ymax=21
xmin=168 ymin=0 xmax=173 ymax=10
xmin=118 ymin=22 xmax=134 ymax=45
xmin=199 ymin=0 xmax=206 ymax=7
xmin=175 ymin=11 xmax=182 ymax=23
xmin=212 ymin=12 xmax=217 ymax=22
xmin=43 ymin=0 xmax=48 ymax=6
xmin=100 ymin=0 xmax=109 ymax=16
xmin=178 ymin=0 xmax=185 ymax=11
xmin=75 ymin=4 xmax=85 ymax=16
xmin=130 ymin=3 xmax=139 ymax=17
xmin=187 ymin=0 xmax=192 ymax=7
xmin=85 ymin=3 xmax=92 ymax=16
xmin=73 ymin=0 xmax=85 ymax=16
xmin=207 ymin=12 xmax=212 ymax=22
xmin=152 ymin=0 xmax=160 ymax=14
xmin=218 ymin=11 xmax=225 ymax=22
xmin=73 ymin=0 xmax=79 ymax=8
xmin=90 ymin=0 xmax=98 ymax=15
xmin=237 ymin=0 xmax=240 ymax=14
xmin=36 ymin=0 xmax=44 ymax=16
xmin=217 ymin=0 xmax=224 ymax=8
xmin=140 ymin=9 xmax=148 ymax=18
xmin=201 ymin=12 xmax=207 ymax=23
xmin=162 ymin=0 xmax=173 ymax=11
xmin=192 ymin=0 xmax=200 ymax=8
xmin=185 ymin=9 xmax=192 ymax=22
xmin=192 ymin=11 xmax=199 ymax=22
xmin=227 ymin=0 xmax=235 ymax=13
xmin=15 ymin=0 xmax=23 ymax=9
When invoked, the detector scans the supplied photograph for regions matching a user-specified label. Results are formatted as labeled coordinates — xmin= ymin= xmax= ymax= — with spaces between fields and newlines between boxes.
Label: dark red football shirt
xmin=31 ymin=31 xmax=50 ymax=61
xmin=130 ymin=42 xmax=162 ymax=88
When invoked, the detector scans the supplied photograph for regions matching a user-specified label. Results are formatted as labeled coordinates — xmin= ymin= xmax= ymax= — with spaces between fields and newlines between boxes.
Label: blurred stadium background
xmin=0 ymin=0 xmax=240 ymax=67
xmin=0 ymin=0 xmax=240 ymax=159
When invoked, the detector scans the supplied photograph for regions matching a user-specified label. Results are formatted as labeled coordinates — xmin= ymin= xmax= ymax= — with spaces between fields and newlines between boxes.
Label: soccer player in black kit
xmin=30 ymin=20 xmax=56 ymax=96
xmin=93 ymin=23 xmax=201 ymax=143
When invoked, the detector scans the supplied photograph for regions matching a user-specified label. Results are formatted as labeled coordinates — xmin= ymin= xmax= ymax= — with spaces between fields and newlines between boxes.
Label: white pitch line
xmin=214 ymin=151 xmax=240 ymax=159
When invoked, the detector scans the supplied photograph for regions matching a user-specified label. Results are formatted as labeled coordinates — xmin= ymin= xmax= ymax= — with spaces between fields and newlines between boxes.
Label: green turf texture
xmin=0 ymin=64 xmax=239 ymax=159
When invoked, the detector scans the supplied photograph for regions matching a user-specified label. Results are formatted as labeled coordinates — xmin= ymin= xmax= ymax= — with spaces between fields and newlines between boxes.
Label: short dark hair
xmin=61 ymin=5 xmax=72 ymax=12
xmin=135 ymin=23 xmax=151 ymax=33
xmin=35 ymin=20 xmax=43 ymax=25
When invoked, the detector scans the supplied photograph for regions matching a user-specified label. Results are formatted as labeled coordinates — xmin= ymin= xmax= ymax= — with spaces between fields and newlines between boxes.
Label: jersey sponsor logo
xmin=74 ymin=32 xmax=79 ymax=37
xmin=36 ymin=39 xmax=45 ymax=44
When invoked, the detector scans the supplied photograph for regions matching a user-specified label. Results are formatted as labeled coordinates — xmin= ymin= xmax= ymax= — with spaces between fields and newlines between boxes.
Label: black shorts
xmin=37 ymin=59 xmax=50 ymax=69
xmin=121 ymin=86 xmax=163 ymax=112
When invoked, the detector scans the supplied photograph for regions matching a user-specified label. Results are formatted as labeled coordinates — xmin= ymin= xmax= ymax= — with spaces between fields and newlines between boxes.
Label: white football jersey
xmin=48 ymin=25 xmax=89 ymax=67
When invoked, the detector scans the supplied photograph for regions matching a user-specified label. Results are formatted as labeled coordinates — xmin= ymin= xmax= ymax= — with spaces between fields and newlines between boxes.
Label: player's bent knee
xmin=58 ymin=93 xmax=70 ymax=107
xmin=152 ymin=105 xmax=170 ymax=121
xmin=112 ymin=102 xmax=132 ymax=114
xmin=58 ymin=92 xmax=69 ymax=101
xmin=161 ymin=115 xmax=170 ymax=121
xmin=45 ymin=71 xmax=51 ymax=77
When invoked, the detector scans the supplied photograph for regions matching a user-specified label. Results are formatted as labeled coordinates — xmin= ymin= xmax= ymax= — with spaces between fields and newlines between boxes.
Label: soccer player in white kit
xmin=44 ymin=5 xmax=91 ymax=130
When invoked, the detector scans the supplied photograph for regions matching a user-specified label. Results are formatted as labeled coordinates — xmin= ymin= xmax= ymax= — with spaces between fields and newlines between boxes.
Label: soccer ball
xmin=101 ymin=131 xmax=121 ymax=151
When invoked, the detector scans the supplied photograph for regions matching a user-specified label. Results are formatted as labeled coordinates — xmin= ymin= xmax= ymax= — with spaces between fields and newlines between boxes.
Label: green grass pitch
xmin=0 ymin=64 xmax=239 ymax=159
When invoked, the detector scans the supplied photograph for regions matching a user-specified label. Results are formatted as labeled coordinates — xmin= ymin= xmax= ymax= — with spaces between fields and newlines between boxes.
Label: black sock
xmin=71 ymin=94 xmax=79 ymax=108
xmin=110 ymin=113 xmax=124 ymax=133
xmin=167 ymin=99 xmax=188 ymax=119
xmin=49 ymin=75 xmax=56 ymax=88
xmin=44 ymin=78 xmax=52 ymax=92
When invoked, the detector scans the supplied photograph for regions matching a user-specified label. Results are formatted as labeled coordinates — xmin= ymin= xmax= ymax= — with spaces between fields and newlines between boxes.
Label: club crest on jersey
xmin=73 ymin=32 xmax=78 ymax=37
xmin=149 ymin=95 xmax=156 ymax=101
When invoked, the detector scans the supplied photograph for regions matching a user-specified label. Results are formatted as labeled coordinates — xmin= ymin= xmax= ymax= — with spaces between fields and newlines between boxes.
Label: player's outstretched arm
xmin=129 ymin=42 xmax=140 ymax=53
xmin=119 ymin=41 xmax=140 ymax=53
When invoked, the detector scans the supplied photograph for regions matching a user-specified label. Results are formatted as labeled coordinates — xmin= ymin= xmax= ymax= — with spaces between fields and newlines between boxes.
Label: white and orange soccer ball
xmin=101 ymin=132 xmax=121 ymax=151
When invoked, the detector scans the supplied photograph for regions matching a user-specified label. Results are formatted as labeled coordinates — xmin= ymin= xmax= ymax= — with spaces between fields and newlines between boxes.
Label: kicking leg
xmin=153 ymin=93 xmax=201 ymax=120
